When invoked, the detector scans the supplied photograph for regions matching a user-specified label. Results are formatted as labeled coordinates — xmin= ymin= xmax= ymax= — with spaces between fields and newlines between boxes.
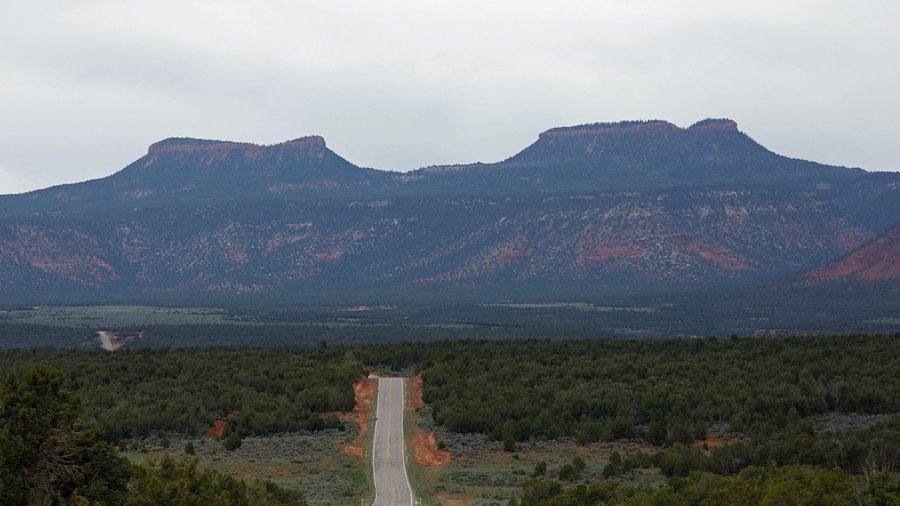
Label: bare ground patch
xmin=412 ymin=429 xmax=451 ymax=467
xmin=326 ymin=376 xmax=377 ymax=459
xmin=408 ymin=374 xmax=425 ymax=409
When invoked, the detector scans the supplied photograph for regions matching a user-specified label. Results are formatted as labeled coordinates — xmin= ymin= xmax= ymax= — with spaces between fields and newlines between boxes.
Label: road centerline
xmin=372 ymin=377 xmax=414 ymax=506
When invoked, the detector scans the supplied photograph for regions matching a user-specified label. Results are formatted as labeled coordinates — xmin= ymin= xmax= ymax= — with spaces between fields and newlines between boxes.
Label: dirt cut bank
xmin=329 ymin=376 xmax=377 ymax=458
xmin=408 ymin=374 xmax=451 ymax=467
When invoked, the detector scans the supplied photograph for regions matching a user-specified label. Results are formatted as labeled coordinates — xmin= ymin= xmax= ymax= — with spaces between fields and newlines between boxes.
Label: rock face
xmin=809 ymin=224 xmax=900 ymax=282
xmin=0 ymin=119 xmax=897 ymax=299
xmin=2 ymin=136 xmax=391 ymax=215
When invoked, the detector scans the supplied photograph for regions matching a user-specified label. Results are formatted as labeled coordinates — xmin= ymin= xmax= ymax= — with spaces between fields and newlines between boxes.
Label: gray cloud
xmin=1 ymin=0 xmax=898 ymax=194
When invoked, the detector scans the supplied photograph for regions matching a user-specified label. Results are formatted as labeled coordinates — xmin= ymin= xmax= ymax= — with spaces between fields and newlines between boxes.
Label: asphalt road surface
xmin=372 ymin=377 xmax=414 ymax=506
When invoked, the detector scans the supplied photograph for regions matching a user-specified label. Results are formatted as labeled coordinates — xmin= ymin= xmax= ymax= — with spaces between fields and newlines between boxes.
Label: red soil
xmin=675 ymin=240 xmax=746 ymax=271
xmin=582 ymin=245 xmax=644 ymax=262
xmin=203 ymin=419 xmax=226 ymax=439
xmin=268 ymin=465 xmax=292 ymax=477
xmin=411 ymin=430 xmax=451 ymax=467
xmin=341 ymin=445 xmax=365 ymax=458
xmin=408 ymin=374 xmax=425 ymax=409
xmin=263 ymin=232 xmax=311 ymax=254
xmin=407 ymin=375 xmax=450 ymax=467
xmin=27 ymin=255 xmax=120 ymax=282
xmin=328 ymin=376 xmax=377 ymax=459
xmin=435 ymin=491 xmax=474 ymax=505
xmin=499 ymin=249 xmax=530 ymax=263
xmin=810 ymin=226 xmax=900 ymax=281
xmin=692 ymin=433 xmax=740 ymax=448
xmin=311 ymin=247 xmax=345 ymax=262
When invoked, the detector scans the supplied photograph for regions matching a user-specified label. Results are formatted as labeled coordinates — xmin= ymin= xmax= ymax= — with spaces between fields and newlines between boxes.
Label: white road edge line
xmin=371 ymin=377 xmax=415 ymax=506
xmin=401 ymin=378 xmax=415 ymax=505
xmin=371 ymin=378 xmax=380 ymax=506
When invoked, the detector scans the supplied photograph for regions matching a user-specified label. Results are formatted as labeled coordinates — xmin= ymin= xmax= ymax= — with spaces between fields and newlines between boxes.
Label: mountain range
xmin=1 ymin=118 xmax=897 ymax=303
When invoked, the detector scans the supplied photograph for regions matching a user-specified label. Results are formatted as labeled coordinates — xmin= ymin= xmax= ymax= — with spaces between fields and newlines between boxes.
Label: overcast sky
xmin=1 ymin=0 xmax=898 ymax=194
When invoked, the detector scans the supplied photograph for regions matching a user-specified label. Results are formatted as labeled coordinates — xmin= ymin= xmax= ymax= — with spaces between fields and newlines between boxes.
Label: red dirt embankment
xmin=203 ymin=409 xmax=240 ymax=439
xmin=436 ymin=491 xmax=474 ymax=505
xmin=407 ymin=374 xmax=451 ymax=467
xmin=327 ymin=376 xmax=377 ymax=458
xmin=408 ymin=374 xmax=425 ymax=409
xmin=692 ymin=433 xmax=740 ymax=448
xmin=203 ymin=418 xmax=226 ymax=439
xmin=343 ymin=445 xmax=365 ymax=458
xmin=411 ymin=430 xmax=451 ymax=467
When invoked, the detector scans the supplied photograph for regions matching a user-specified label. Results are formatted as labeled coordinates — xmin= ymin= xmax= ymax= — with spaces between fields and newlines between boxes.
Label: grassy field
xmin=126 ymin=431 xmax=362 ymax=505
xmin=122 ymin=427 xmax=375 ymax=505
xmin=0 ymin=305 xmax=247 ymax=326
xmin=4 ymin=297 xmax=896 ymax=346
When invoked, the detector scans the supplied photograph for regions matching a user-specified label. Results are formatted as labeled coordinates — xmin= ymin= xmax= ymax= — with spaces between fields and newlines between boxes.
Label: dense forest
xmin=417 ymin=336 xmax=899 ymax=474
xmin=0 ymin=365 xmax=305 ymax=504
xmin=0 ymin=347 xmax=363 ymax=440
xmin=1 ymin=335 xmax=898 ymax=503
xmin=2 ymin=335 xmax=897 ymax=448
xmin=419 ymin=336 xmax=898 ymax=442
xmin=513 ymin=465 xmax=900 ymax=505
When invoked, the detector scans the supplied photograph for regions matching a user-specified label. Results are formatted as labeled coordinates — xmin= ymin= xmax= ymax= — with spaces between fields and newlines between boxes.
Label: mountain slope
xmin=406 ymin=119 xmax=854 ymax=190
xmin=0 ymin=136 xmax=392 ymax=216
xmin=0 ymin=191 xmax=869 ymax=295
xmin=0 ymin=118 xmax=897 ymax=300
xmin=501 ymin=119 xmax=849 ymax=185
xmin=400 ymin=119 xmax=897 ymax=229
xmin=808 ymin=223 xmax=900 ymax=282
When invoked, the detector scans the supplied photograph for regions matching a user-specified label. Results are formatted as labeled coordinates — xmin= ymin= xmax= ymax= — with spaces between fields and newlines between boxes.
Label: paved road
xmin=372 ymin=377 xmax=414 ymax=506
